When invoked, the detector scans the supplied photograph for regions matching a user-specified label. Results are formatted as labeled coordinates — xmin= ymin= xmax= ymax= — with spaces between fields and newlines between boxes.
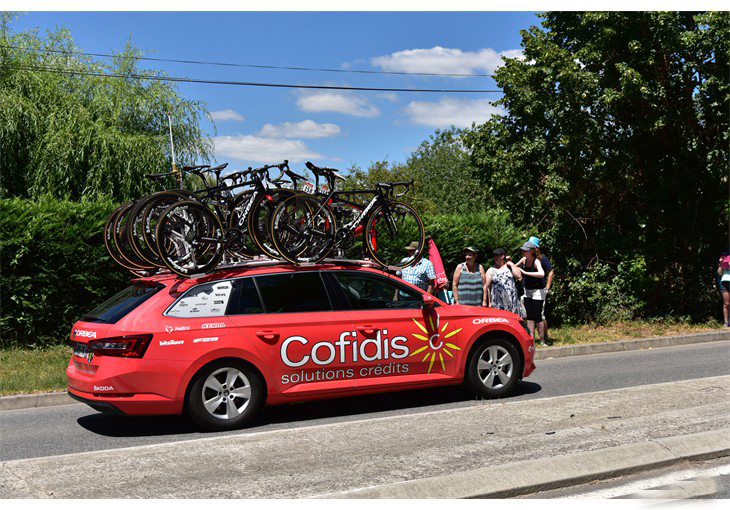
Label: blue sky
xmin=11 ymin=10 xmax=540 ymax=171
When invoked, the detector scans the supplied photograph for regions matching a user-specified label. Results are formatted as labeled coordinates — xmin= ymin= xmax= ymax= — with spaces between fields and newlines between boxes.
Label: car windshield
xmin=81 ymin=283 xmax=162 ymax=324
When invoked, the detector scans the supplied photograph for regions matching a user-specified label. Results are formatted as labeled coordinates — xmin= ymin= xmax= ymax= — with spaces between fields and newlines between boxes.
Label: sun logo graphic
xmin=409 ymin=311 xmax=462 ymax=374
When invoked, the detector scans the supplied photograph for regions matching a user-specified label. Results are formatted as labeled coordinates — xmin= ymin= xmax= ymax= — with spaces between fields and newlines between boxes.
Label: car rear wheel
xmin=465 ymin=339 xmax=520 ymax=398
xmin=187 ymin=360 xmax=263 ymax=431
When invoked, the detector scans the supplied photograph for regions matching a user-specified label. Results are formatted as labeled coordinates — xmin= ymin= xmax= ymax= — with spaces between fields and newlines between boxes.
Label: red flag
xmin=428 ymin=237 xmax=449 ymax=291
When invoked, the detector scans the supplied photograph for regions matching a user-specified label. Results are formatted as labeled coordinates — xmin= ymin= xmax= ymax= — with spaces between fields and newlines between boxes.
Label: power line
xmin=13 ymin=64 xmax=503 ymax=93
xmin=3 ymin=44 xmax=497 ymax=78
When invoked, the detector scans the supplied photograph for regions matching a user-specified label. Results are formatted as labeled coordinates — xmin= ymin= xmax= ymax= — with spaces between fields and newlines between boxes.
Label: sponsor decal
xmin=202 ymin=322 xmax=225 ymax=329
xmin=214 ymin=293 xmax=226 ymax=297
xmin=280 ymin=330 xmax=409 ymax=368
xmin=213 ymin=300 xmax=224 ymax=305
xmin=159 ymin=340 xmax=184 ymax=346
xmin=164 ymin=325 xmax=190 ymax=333
xmin=193 ymin=337 xmax=219 ymax=343
xmin=74 ymin=329 xmax=97 ymax=339
xmin=408 ymin=313 xmax=462 ymax=374
xmin=179 ymin=302 xmax=189 ymax=308
xmin=93 ymin=385 xmax=114 ymax=391
xmin=472 ymin=317 xmax=509 ymax=325
xmin=210 ymin=308 xmax=221 ymax=313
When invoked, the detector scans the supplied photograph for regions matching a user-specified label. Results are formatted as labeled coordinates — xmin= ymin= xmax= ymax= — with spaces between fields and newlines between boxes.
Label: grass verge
xmin=0 ymin=321 xmax=725 ymax=397
xmin=0 ymin=345 xmax=71 ymax=397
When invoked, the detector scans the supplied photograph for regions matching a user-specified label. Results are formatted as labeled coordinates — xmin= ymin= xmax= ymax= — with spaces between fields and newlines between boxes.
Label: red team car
xmin=67 ymin=263 xmax=536 ymax=431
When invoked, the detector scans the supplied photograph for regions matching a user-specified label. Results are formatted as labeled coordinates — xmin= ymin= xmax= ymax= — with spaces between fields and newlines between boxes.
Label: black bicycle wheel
xmin=271 ymin=194 xmax=337 ymax=264
xmin=135 ymin=190 xmax=197 ymax=267
xmin=364 ymin=201 xmax=425 ymax=268
xmin=247 ymin=188 xmax=298 ymax=259
xmin=155 ymin=200 xmax=225 ymax=277
xmin=112 ymin=201 xmax=156 ymax=271
xmin=103 ymin=203 xmax=150 ymax=276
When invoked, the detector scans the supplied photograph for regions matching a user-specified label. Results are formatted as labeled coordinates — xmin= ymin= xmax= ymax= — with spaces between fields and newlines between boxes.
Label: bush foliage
xmin=0 ymin=197 xmax=128 ymax=347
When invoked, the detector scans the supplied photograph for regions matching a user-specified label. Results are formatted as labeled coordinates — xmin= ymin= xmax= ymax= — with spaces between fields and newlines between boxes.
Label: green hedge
xmin=1 ymin=197 xmax=128 ymax=348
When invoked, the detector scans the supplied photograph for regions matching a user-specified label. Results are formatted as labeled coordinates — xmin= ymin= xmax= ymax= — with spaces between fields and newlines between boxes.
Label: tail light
xmin=89 ymin=334 xmax=152 ymax=358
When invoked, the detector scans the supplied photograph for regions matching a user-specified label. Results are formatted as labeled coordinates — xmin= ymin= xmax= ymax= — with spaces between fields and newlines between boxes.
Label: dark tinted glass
xmin=81 ymin=283 xmax=162 ymax=324
xmin=333 ymin=272 xmax=422 ymax=310
xmin=256 ymin=272 xmax=331 ymax=313
xmin=227 ymin=278 xmax=264 ymax=315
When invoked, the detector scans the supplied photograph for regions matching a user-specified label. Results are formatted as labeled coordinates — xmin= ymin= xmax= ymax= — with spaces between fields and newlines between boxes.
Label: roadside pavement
xmin=1 ymin=329 xmax=728 ymax=412
xmin=2 ymin=374 xmax=729 ymax=498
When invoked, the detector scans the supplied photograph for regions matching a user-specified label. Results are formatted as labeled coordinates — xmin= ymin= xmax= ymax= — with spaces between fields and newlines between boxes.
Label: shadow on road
xmin=76 ymin=380 xmax=542 ymax=438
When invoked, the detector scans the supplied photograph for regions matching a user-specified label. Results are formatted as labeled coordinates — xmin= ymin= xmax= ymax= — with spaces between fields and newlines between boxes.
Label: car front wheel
xmin=187 ymin=360 xmax=263 ymax=431
xmin=465 ymin=339 xmax=520 ymax=398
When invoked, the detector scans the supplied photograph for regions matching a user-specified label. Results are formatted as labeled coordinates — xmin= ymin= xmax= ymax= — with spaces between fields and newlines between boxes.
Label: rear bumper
xmin=66 ymin=387 xmax=182 ymax=416
xmin=67 ymin=391 xmax=126 ymax=415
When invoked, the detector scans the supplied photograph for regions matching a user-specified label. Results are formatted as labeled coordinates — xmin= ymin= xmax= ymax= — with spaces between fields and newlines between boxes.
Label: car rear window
xmin=80 ymin=283 xmax=163 ymax=324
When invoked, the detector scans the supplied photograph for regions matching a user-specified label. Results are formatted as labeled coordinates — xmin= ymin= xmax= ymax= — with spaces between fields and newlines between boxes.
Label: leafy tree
xmin=0 ymin=13 xmax=213 ymax=202
xmin=342 ymin=128 xmax=491 ymax=215
xmin=466 ymin=12 xmax=729 ymax=320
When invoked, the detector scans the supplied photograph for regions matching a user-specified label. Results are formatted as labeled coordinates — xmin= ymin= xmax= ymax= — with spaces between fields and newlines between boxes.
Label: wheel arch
xmin=462 ymin=329 xmax=525 ymax=382
xmin=180 ymin=354 xmax=270 ymax=413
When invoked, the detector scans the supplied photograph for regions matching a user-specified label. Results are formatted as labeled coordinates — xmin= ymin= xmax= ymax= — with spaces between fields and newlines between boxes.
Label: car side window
xmin=255 ymin=272 xmax=332 ymax=313
xmin=226 ymin=277 xmax=264 ymax=315
xmin=333 ymin=272 xmax=423 ymax=310
xmin=166 ymin=280 xmax=234 ymax=318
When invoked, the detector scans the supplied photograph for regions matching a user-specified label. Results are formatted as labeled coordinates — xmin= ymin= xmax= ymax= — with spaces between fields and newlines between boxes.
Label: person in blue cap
xmin=528 ymin=236 xmax=553 ymax=343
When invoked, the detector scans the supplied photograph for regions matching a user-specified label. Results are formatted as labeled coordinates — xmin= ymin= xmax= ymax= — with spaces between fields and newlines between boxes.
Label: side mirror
xmin=422 ymin=294 xmax=436 ymax=309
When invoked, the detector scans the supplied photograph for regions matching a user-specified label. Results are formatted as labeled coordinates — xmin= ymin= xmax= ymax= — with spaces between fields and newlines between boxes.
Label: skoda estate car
xmin=67 ymin=262 xmax=536 ymax=431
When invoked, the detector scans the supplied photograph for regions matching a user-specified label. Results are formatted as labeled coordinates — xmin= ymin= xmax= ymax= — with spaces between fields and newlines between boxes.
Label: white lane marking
xmin=567 ymin=463 xmax=730 ymax=499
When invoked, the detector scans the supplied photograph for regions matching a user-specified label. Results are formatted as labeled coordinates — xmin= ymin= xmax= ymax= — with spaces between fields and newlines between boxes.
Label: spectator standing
xmin=399 ymin=241 xmax=436 ymax=294
xmin=718 ymin=252 xmax=730 ymax=327
xmin=516 ymin=241 xmax=547 ymax=345
xmin=452 ymin=247 xmax=486 ymax=306
xmin=529 ymin=236 xmax=554 ymax=342
xmin=485 ymin=248 xmax=522 ymax=315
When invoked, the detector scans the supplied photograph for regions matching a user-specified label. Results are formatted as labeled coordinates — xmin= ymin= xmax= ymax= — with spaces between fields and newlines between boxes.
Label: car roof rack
xmin=168 ymin=257 xmax=403 ymax=280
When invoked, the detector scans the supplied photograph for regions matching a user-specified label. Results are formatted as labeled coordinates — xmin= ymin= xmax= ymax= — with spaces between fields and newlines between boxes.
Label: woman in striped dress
xmin=452 ymin=247 xmax=487 ymax=306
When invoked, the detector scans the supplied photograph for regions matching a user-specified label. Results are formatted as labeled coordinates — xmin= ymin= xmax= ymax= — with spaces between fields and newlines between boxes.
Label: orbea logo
xmin=75 ymin=330 xmax=97 ymax=339
xmin=472 ymin=318 xmax=509 ymax=325
xmin=159 ymin=340 xmax=184 ymax=346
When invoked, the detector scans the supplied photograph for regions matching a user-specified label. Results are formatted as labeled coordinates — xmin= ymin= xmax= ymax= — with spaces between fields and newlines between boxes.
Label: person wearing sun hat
xmin=398 ymin=241 xmax=436 ymax=294
xmin=452 ymin=246 xmax=487 ymax=306
xmin=528 ymin=236 xmax=554 ymax=342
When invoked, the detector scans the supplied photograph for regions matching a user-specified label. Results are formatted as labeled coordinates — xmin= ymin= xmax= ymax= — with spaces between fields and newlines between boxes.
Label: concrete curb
xmin=0 ymin=392 xmax=73 ymax=412
xmin=2 ymin=330 xmax=727 ymax=412
xmin=534 ymin=330 xmax=730 ymax=360
xmin=321 ymin=427 xmax=730 ymax=499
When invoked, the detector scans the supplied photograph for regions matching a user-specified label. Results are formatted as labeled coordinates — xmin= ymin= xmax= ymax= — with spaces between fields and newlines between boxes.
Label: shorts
xmin=523 ymin=297 xmax=544 ymax=323
xmin=722 ymin=281 xmax=730 ymax=293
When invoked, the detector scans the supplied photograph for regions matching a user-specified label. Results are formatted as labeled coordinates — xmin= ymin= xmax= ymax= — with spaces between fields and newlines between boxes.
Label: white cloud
xmin=403 ymin=98 xmax=505 ymax=129
xmin=213 ymin=134 xmax=323 ymax=163
xmin=297 ymin=91 xmax=380 ymax=117
xmin=210 ymin=109 xmax=245 ymax=122
xmin=378 ymin=93 xmax=399 ymax=102
xmin=257 ymin=120 xmax=341 ymax=139
xmin=371 ymin=46 xmax=523 ymax=76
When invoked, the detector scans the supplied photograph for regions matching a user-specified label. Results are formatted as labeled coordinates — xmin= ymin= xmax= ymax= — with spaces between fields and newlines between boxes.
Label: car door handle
xmin=256 ymin=330 xmax=280 ymax=343
xmin=356 ymin=325 xmax=379 ymax=336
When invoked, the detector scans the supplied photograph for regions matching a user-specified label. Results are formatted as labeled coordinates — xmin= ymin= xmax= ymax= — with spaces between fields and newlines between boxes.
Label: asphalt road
xmin=2 ymin=340 xmax=729 ymax=462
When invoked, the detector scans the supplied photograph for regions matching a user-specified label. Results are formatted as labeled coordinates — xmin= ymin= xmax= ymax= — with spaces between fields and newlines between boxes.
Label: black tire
xmin=270 ymin=193 xmax=337 ymax=263
xmin=110 ymin=201 xmax=156 ymax=271
xmin=155 ymin=200 xmax=225 ymax=277
xmin=103 ymin=203 xmax=149 ymax=276
xmin=465 ymin=338 xmax=521 ymax=399
xmin=131 ymin=190 xmax=197 ymax=267
xmin=364 ymin=201 xmax=425 ymax=268
xmin=186 ymin=360 xmax=264 ymax=431
xmin=247 ymin=188 xmax=298 ymax=258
